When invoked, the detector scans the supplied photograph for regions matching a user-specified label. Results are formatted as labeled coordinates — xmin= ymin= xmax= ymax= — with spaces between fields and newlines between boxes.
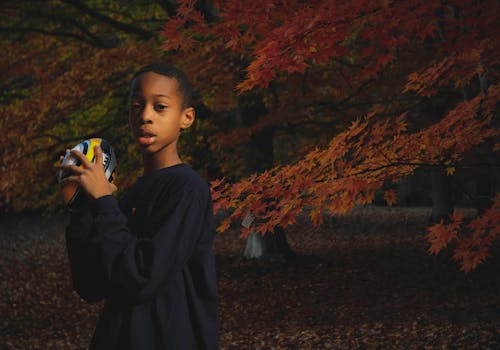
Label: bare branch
xmin=0 ymin=26 xmax=105 ymax=47
xmin=60 ymin=0 xmax=154 ymax=39
xmin=154 ymin=0 xmax=178 ymax=17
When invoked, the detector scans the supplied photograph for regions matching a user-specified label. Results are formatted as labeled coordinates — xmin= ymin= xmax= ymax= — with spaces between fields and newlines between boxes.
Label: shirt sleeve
xmin=90 ymin=188 xmax=209 ymax=303
xmin=65 ymin=204 xmax=107 ymax=302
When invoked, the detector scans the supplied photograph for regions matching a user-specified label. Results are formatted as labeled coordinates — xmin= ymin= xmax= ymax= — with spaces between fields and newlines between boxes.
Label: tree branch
xmin=14 ymin=124 xmax=117 ymax=161
xmin=153 ymin=0 xmax=178 ymax=17
xmin=60 ymin=0 xmax=154 ymax=39
xmin=0 ymin=26 xmax=105 ymax=47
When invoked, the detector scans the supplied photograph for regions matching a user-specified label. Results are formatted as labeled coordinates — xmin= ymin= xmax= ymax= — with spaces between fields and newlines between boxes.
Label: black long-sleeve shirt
xmin=65 ymin=164 xmax=219 ymax=349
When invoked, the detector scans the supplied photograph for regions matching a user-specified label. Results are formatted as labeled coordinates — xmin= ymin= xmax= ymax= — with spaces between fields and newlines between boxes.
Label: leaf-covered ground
xmin=1 ymin=207 xmax=499 ymax=349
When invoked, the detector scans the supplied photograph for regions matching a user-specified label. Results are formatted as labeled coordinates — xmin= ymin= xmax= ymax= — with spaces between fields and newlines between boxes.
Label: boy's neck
xmin=142 ymin=153 xmax=183 ymax=175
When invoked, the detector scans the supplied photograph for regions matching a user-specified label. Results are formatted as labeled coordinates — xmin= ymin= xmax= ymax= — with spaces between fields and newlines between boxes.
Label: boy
xmin=61 ymin=63 xmax=219 ymax=349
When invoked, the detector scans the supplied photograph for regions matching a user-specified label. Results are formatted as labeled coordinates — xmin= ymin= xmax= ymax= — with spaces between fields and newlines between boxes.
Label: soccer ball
xmin=59 ymin=138 xmax=117 ymax=207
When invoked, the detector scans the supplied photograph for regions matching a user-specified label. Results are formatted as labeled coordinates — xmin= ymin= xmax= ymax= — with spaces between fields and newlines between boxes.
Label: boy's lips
xmin=136 ymin=130 xmax=156 ymax=146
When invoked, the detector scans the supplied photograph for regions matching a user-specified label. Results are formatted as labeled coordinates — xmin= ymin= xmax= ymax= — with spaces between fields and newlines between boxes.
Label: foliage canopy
xmin=0 ymin=0 xmax=498 ymax=272
xmin=161 ymin=0 xmax=499 ymax=272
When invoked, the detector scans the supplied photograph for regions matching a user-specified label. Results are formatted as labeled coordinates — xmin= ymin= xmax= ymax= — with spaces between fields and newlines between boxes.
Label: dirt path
xmin=1 ymin=208 xmax=499 ymax=349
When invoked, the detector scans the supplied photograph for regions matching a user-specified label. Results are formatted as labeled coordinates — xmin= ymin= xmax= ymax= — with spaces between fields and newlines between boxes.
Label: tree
xmin=161 ymin=0 xmax=499 ymax=271
xmin=0 ymin=1 xmax=175 ymax=211
xmin=1 ymin=0 xmax=498 ymax=272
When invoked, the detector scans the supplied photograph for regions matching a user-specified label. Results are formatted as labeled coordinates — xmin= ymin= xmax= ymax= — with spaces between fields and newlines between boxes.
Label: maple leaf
xmin=217 ymin=218 xmax=232 ymax=233
xmin=361 ymin=191 xmax=375 ymax=205
xmin=384 ymin=189 xmax=397 ymax=207
xmin=210 ymin=177 xmax=226 ymax=190
xmin=255 ymin=221 xmax=276 ymax=235
xmin=427 ymin=221 xmax=458 ymax=255
xmin=279 ymin=209 xmax=297 ymax=227
xmin=310 ymin=207 xmax=323 ymax=227
xmin=249 ymin=201 xmax=269 ymax=215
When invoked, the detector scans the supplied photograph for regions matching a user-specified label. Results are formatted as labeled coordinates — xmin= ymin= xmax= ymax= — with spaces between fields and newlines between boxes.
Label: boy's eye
xmin=155 ymin=104 xmax=167 ymax=111
xmin=131 ymin=102 xmax=143 ymax=111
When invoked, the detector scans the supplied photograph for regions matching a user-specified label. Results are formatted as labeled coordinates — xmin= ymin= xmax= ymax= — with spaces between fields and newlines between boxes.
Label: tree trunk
xmin=238 ymin=96 xmax=295 ymax=260
xmin=243 ymin=226 xmax=294 ymax=260
xmin=430 ymin=167 xmax=454 ymax=223
xmin=473 ymin=150 xmax=498 ymax=215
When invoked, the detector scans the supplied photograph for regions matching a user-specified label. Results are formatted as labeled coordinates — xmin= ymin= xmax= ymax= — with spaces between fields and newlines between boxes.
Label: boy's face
xmin=129 ymin=72 xmax=194 ymax=159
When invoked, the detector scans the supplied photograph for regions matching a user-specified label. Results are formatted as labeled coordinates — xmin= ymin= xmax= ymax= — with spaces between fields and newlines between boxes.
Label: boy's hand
xmin=60 ymin=145 xmax=117 ymax=199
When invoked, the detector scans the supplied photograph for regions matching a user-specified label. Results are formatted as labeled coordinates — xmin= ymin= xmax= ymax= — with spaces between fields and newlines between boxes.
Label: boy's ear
xmin=180 ymin=107 xmax=195 ymax=130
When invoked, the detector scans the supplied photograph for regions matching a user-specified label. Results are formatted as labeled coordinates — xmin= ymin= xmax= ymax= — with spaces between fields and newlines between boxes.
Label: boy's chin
xmin=139 ymin=145 xmax=157 ymax=154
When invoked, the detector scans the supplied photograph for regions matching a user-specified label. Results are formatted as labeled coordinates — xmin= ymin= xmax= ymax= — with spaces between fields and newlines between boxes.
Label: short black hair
xmin=130 ymin=63 xmax=193 ymax=109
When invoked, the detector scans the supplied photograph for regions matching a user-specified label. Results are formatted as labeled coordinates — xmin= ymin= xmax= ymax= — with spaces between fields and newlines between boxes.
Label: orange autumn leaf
xmin=384 ymin=189 xmax=397 ymax=207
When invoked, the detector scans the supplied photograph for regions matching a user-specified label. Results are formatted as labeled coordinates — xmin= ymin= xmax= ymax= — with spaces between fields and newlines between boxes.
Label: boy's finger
xmin=60 ymin=175 xmax=80 ymax=186
xmin=94 ymin=145 xmax=104 ymax=169
xmin=59 ymin=149 xmax=70 ymax=163
xmin=61 ymin=164 xmax=84 ymax=175
xmin=110 ymin=183 xmax=118 ymax=193
xmin=70 ymin=149 xmax=92 ymax=168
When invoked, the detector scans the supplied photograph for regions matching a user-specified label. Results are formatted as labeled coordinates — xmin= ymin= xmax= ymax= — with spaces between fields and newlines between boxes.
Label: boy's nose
xmin=139 ymin=106 xmax=153 ymax=123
